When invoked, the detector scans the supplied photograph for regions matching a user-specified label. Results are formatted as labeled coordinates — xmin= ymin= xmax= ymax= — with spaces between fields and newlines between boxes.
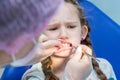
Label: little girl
xmin=22 ymin=0 xmax=116 ymax=80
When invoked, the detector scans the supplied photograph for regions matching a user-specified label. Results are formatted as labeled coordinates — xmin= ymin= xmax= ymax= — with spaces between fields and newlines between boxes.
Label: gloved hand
xmin=30 ymin=34 xmax=61 ymax=63
xmin=62 ymin=45 xmax=93 ymax=80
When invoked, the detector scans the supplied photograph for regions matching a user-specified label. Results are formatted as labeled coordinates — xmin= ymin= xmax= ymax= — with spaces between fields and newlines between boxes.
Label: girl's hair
xmin=41 ymin=0 xmax=107 ymax=80
xmin=41 ymin=56 xmax=59 ymax=80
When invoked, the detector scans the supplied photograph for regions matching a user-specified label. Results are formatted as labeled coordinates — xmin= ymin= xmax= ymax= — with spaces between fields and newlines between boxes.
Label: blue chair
xmin=79 ymin=0 xmax=120 ymax=79
xmin=1 ymin=65 xmax=32 ymax=80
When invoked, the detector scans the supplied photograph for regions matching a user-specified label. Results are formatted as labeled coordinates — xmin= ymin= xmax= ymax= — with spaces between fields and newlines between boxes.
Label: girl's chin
xmin=52 ymin=50 xmax=72 ymax=58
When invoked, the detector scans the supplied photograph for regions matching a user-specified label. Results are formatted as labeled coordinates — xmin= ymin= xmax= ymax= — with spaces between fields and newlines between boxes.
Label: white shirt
xmin=22 ymin=58 xmax=117 ymax=80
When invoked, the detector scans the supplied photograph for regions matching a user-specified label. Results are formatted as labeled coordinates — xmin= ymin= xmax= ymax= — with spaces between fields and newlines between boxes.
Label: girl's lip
xmin=58 ymin=39 xmax=72 ymax=47
xmin=55 ymin=40 xmax=73 ymax=53
xmin=55 ymin=47 xmax=72 ymax=53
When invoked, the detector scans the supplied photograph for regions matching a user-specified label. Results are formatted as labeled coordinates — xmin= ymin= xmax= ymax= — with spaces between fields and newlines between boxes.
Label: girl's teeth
xmin=65 ymin=44 xmax=68 ymax=47
xmin=62 ymin=44 xmax=69 ymax=47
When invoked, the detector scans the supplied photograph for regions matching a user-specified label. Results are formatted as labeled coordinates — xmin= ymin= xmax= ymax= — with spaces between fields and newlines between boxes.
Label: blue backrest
xmin=1 ymin=65 xmax=32 ymax=80
xmin=79 ymin=0 xmax=120 ymax=79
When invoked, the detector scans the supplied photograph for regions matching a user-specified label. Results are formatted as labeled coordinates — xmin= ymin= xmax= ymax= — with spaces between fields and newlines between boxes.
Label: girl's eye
xmin=67 ymin=25 xmax=76 ymax=29
xmin=48 ymin=27 xmax=58 ymax=31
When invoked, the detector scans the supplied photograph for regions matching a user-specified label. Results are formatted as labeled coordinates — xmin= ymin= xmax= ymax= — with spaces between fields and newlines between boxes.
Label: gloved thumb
xmin=72 ymin=46 xmax=83 ymax=61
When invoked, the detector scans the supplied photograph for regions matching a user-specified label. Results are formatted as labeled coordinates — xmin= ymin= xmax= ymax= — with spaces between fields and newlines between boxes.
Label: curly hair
xmin=41 ymin=0 xmax=107 ymax=80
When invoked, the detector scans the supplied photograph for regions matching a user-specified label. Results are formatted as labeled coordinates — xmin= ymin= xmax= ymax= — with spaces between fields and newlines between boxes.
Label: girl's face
xmin=42 ymin=3 xmax=88 ymax=57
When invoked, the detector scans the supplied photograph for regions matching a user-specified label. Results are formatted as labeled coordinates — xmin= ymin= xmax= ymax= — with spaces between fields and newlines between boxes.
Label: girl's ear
xmin=81 ymin=25 xmax=88 ymax=40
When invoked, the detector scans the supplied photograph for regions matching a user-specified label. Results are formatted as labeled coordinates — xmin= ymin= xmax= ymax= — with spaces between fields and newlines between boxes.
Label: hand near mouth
xmin=33 ymin=34 xmax=61 ymax=62
xmin=63 ymin=45 xmax=93 ymax=80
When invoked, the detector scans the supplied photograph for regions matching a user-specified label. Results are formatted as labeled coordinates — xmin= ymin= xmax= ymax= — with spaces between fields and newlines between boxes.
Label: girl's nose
xmin=59 ymin=27 xmax=68 ymax=40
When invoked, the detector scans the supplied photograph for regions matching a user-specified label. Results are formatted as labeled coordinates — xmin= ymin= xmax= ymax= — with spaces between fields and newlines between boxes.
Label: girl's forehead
xmin=65 ymin=2 xmax=79 ymax=15
xmin=49 ymin=2 xmax=80 ymax=23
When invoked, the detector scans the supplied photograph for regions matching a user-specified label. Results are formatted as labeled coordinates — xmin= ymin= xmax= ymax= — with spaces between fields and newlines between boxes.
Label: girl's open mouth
xmin=55 ymin=40 xmax=73 ymax=53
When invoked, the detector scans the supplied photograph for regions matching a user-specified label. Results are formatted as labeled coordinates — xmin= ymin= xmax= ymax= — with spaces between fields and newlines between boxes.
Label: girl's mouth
xmin=55 ymin=40 xmax=73 ymax=53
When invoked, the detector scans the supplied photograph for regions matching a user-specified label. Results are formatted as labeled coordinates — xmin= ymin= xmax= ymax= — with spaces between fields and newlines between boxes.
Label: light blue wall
xmin=90 ymin=0 xmax=120 ymax=25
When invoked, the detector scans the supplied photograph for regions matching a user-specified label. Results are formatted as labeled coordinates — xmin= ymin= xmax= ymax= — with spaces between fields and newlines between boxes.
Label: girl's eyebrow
xmin=65 ymin=21 xmax=79 ymax=24
xmin=48 ymin=20 xmax=79 ymax=26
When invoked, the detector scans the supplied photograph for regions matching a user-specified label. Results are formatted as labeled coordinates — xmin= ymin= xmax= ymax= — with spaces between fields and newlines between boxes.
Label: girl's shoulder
xmin=22 ymin=63 xmax=45 ymax=80
xmin=96 ymin=58 xmax=113 ymax=68
xmin=94 ymin=58 xmax=116 ymax=80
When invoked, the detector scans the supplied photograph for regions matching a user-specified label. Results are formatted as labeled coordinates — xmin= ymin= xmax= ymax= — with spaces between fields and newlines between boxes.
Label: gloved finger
xmin=81 ymin=45 xmax=92 ymax=56
xmin=38 ymin=34 xmax=61 ymax=49
xmin=80 ymin=52 xmax=91 ymax=63
xmin=35 ymin=47 xmax=57 ymax=61
xmin=71 ymin=46 xmax=83 ymax=61
xmin=40 ymin=40 xmax=61 ymax=49
xmin=38 ymin=34 xmax=48 ymax=42
xmin=81 ymin=52 xmax=93 ymax=71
